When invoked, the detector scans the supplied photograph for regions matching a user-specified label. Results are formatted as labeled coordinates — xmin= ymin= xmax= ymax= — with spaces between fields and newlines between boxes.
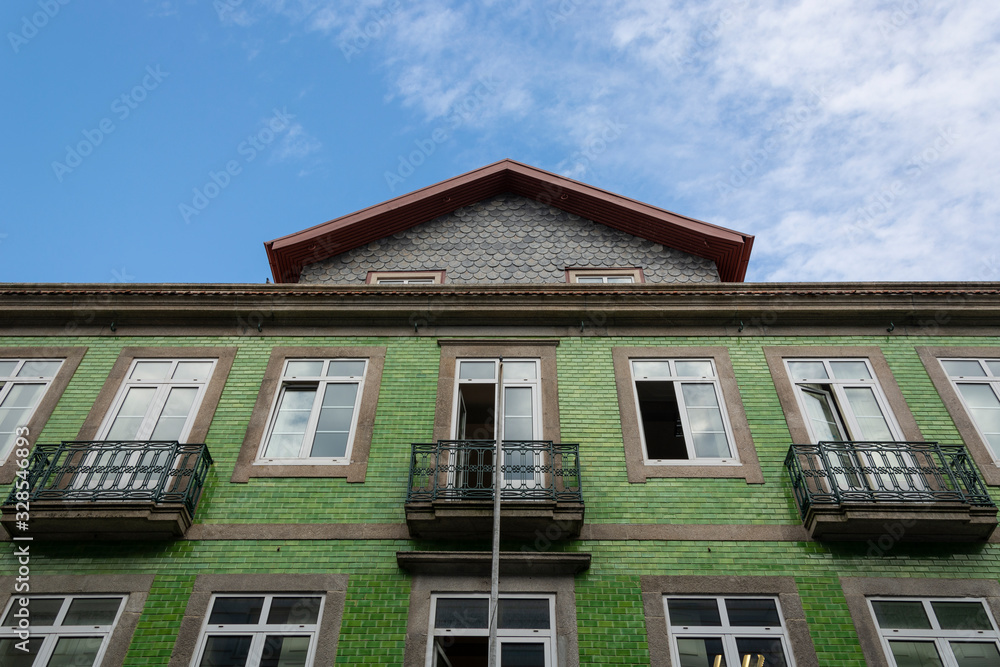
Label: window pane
xmin=434 ymin=598 xmax=489 ymax=628
xmin=668 ymin=599 xmax=722 ymax=626
xmin=501 ymin=642 xmax=546 ymax=667
xmin=285 ymin=361 xmax=323 ymax=378
xmin=18 ymin=360 xmax=62 ymax=377
xmin=503 ymin=361 xmax=536 ymax=380
xmin=208 ymin=597 xmax=264 ymax=625
xmin=263 ymin=387 xmax=316 ymax=458
xmin=327 ymin=360 xmax=366 ymax=377
xmin=944 ymin=360 xmax=988 ymax=377
xmin=606 ymin=276 xmax=634 ymax=283
xmin=3 ymin=598 xmax=63 ymax=627
xmin=0 ymin=361 xmax=18 ymax=377
xmin=958 ymin=383 xmax=1000 ymax=409
xmin=888 ymin=640 xmax=944 ymax=667
xmin=106 ymin=387 xmax=157 ymax=440
xmin=459 ymin=361 xmax=495 ymax=380
xmin=199 ymin=636 xmax=253 ymax=667
xmin=725 ymin=598 xmax=781 ymax=626
xmin=676 ymin=637 xmax=726 ymax=667
xmin=0 ymin=637 xmax=41 ymax=667
xmin=788 ymin=361 xmax=828 ymax=379
xmin=633 ymin=361 xmax=671 ymax=378
xmin=844 ymin=387 xmax=893 ymax=440
xmin=498 ymin=598 xmax=550 ymax=629
xmin=46 ymin=636 xmax=103 ymax=667
xmin=931 ymin=601 xmax=994 ymax=630
xmin=312 ymin=383 xmax=358 ymax=458
xmin=950 ymin=642 xmax=1000 ymax=667
xmin=987 ymin=361 xmax=1000 ymax=376
xmin=63 ymin=597 xmax=122 ymax=625
xmin=173 ymin=361 xmax=214 ymax=381
xmin=260 ymin=635 xmax=311 ymax=667
xmin=130 ymin=361 xmax=172 ymax=381
xmin=800 ymin=389 xmax=844 ymax=441
xmin=682 ymin=383 xmax=722 ymax=409
xmin=310 ymin=432 xmax=349 ymax=458
xmin=735 ymin=637 xmax=788 ymax=667
xmin=872 ymin=600 xmax=932 ymax=629
xmin=676 ymin=360 xmax=714 ymax=377
xmin=576 ymin=276 xmax=604 ymax=283
xmin=0 ymin=383 xmax=46 ymax=454
xmin=830 ymin=361 xmax=873 ymax=380
xmin=150 ymin=387 xmax=198 ymax=440
xmin=691 ymin=433 xmax=730 ymax=458
xmin=266 ymin=597 xmax=321 ymax=625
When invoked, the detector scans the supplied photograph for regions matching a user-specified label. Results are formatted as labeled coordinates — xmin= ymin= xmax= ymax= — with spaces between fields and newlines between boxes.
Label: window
xmin=231 ymin=347 xmax=385 ymax=483
xmin=641 ymin=576 xmax=819 ymax=667
xmin=629 ymin=358 xmax=737 ymax=462
xmin=428 ymin=595 xmax=556 ymax=666
xmin=612 ymin=347 xmax=762 ymax=483
xmin=939 ymin=358 xmax=1000 ymax=460
xmin=0 ymin=595 xmax=127 ymax=667
xmin=867 ymin=597 xmax=1000 ymax=667
xmin=367 ymin=270 xmax=445 ymax=284
xmin=0 ymin=359 xmax=63 ymax=461
xmin=665 ymin=596 xmax=795 ymax=667
xmin=168 ymin=574 xmax=346 ymax=667
xmin=97 ymin=359 xmax=217 ymax=442
xmin=785 ymin=358 xmax=902 ymax=443
xmin=566 ymin=267 xmax=643 ymax=283
xmin=190 ymin=594 xmax=324 ymax=667
xmin=257 ymin=359 xmax=368 ymax=464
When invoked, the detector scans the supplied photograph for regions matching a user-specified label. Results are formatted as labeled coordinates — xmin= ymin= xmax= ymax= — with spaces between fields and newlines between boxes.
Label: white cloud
xmin=235 ymin=0 xmax=1000 ymax=281
xmin=269 ymin=123 xmax=323 ymax=164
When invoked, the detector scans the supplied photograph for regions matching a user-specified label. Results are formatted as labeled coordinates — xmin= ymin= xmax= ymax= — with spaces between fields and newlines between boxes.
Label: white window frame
xmin=566 ymin=267 xmax=642 ymax=283
xmin=0 ymin=594 xmax=127 ymax=667
xmin=785 ymin=358 xmax=904 ymax=443
xmin=629 ymin=358 xmax=739 ymax=465
xmin=255 ymin=358 xmax=368 ymax=465
xmin=426 ymin=593 xmax=557 ymax=667
xmin=367 ymin=270 xmax=445 ymax=284
xmin=664 ymin=595 xmax=797 ymax=667
xmin=867 ymin=597 xmax=1000 ymax=667
xmin=95 ymin=358 xmax=217 ymax=443
xmin=0 ymin=358 xmax=63 ymax=460
xmin=189 ymin=593 xmax=325 ymax=667
xmin=940 ymin=358 xmax=1000 ymax=461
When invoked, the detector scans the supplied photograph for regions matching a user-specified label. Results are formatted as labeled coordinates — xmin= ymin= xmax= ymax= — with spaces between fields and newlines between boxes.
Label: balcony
xmin=405 ymin=440 xmax=584 ymax=540
xmin=785 ymin=441 xmax=997 ymax=541
xmin=1 ymin=441 xmax=213 ymax=540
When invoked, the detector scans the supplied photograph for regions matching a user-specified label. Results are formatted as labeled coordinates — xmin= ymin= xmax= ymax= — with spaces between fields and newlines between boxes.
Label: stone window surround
xmin=168 ymin=573 xmax=347 ymax=667
xmin=433 ymin=340 xmax=561 ymax=442
xmin=840 ymin=576 xmax=1000 ymax=667
xmin=763 ymin=346 xmax=924 ymax=445
xmin=640 ymin=575 xmax=819 ymax=667
xmin=0 ymin=574 xmax=154 ymax=667
xmin=75 ymin=347 xmax=236 ymax=444
xmin=0 ymin=347 xmax=87 ymax=485
xmin=402 ymin=573 xmax=579 ymax=667
xmin=916 ymin=346 xmax=1000 ymax=486
xmin=231 ymin=346 xmax=386 ymax=483
xmin=366 ymin=270 xmax=446 ymax=284
xmin=612 ymin=346 xmax=764 ymax=484
xmin=565 ymin=267 xmax=645 ymax=283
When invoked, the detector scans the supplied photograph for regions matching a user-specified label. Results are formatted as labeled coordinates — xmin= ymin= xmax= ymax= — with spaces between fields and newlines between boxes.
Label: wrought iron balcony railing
xmin=784 ymin=441 xmax=995 ymax=514
xmin=407 ymin=440 xmax=582 ymax=504
xmin=4 ymin=440 xmax=213 ymax=516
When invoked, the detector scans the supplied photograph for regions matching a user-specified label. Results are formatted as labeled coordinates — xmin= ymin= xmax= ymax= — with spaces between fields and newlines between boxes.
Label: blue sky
xmin=3 ymin=0 xmax=998 ymax=284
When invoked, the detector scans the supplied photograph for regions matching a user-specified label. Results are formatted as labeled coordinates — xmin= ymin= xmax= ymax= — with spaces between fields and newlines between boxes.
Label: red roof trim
xmin=264 ymin=159 xmax=755 ymax=283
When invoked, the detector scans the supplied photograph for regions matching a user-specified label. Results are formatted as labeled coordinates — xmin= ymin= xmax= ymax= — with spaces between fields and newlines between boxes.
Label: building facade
xmin=1 ymin=160 xmax=999 ymax=666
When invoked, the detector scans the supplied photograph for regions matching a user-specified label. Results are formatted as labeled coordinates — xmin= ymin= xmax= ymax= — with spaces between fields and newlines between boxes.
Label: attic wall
xmin=298 ymin=193 xmax=720 ymax=284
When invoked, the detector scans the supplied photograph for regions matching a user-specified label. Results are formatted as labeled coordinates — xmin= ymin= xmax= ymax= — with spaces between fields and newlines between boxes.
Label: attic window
xmin=367 ymin=270 xmax=445 ymax=285
xmin=566 ymin=268 xmax=643 ymax=284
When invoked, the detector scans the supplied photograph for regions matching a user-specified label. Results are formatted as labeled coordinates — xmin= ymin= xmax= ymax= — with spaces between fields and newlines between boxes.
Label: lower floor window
xmin=192 ymin=594 xmax=323 ymax=667
xmin=869 ymin=597 xmax=1000 ymax=667
xmin=665 ymin=596 xmax=794 ymax=667
xmin=429 ymin=594 xmax=555 ymax=666
xmin=0 ymin=595 xmax=126 ymax=667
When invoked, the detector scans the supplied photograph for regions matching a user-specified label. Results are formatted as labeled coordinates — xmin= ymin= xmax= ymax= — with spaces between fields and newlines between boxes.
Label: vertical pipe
xmin=488 ymin=357 xmax=504 ymax=667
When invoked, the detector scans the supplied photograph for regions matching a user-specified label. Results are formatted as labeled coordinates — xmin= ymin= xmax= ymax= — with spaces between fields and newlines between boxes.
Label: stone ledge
xmin=405 ymin=501 xmax=584 ymax=540
xmin=396 ymin=550 xmax=591 ymax=576
xmin=803 ymin=502 xmax=998 ymax=542
xmin=1 ymin=502 xmax=194 ymax=540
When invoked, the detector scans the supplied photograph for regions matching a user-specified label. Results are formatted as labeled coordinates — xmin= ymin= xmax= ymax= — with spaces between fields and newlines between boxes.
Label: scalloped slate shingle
xmin=299 ymin=193 xmax=720 ymax=284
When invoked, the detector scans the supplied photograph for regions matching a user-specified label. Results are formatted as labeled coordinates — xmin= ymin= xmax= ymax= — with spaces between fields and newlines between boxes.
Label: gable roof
xmin=265 ymin=159 xmax=754 ymax=283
